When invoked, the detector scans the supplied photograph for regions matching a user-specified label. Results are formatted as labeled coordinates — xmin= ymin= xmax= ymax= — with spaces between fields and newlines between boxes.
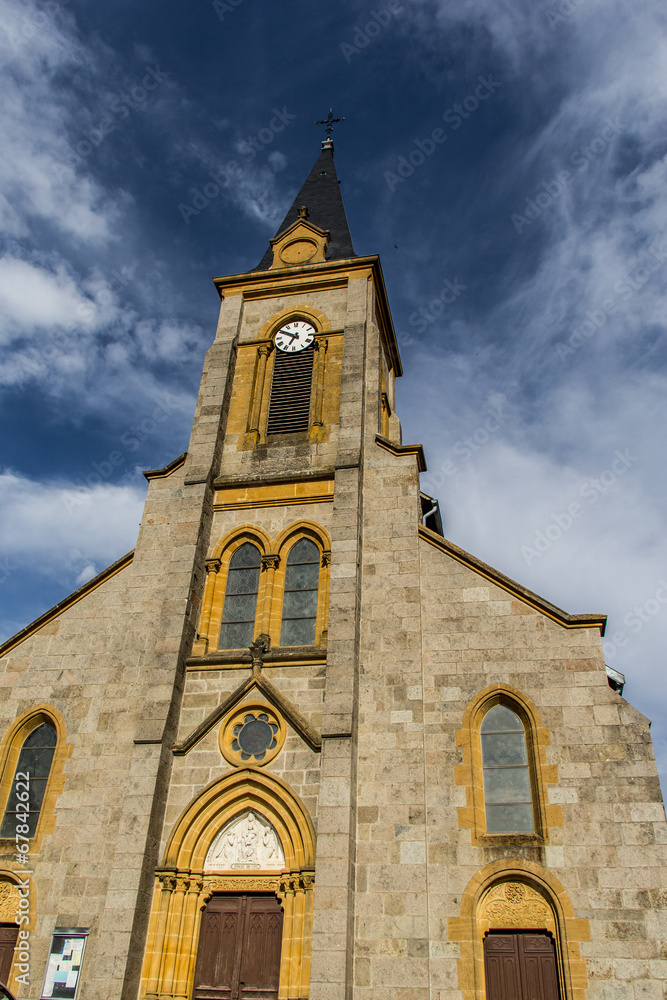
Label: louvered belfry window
xmin=266 ymin=345 xmax=314 ymax=435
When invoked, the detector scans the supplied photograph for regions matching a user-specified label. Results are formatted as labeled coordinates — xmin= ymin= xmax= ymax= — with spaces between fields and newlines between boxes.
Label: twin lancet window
xmin=216 ymin=537 xmax=325 ymax=651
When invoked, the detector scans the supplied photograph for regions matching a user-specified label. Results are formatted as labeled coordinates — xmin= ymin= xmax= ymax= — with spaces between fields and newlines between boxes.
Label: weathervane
xmin=314 ymin=108 xmax=346 ymax=140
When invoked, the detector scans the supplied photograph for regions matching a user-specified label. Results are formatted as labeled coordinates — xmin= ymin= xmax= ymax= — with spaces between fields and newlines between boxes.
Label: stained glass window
xmin=0 ymin=722 xmax=57 ymax=838
xmin=481 ymin=704 xmax=534 ymax=834
xmin=280 ymin=539 xmax=320 ymax=646
xmin=219 ymin=544 xmax=261 ymax=650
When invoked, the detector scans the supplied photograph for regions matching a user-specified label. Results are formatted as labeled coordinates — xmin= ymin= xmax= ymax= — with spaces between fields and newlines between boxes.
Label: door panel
xmin=484 ymin=935 xmax=522 ymax=1000
xmin=484 ymin=932 xmax=559 ymax=1000
xmin=0 ymin=924 xmax=19 ymax=988
xmin=193 ymin=895 xmax=283 ymax=1000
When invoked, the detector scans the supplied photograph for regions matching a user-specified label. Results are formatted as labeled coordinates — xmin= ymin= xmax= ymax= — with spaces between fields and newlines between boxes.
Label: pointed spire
xmin=255 ymin=144 xmax=356 ymax=270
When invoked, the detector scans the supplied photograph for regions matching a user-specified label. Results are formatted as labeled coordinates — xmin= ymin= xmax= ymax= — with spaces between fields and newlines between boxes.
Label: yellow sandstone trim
xmin=212 ymin=255 xmax=402 ymax=376
xmin=214 ymin=478 xmax=334 ymax=511
xmin=449 ymin=859 xmax=589 ymax=1000
xmin=0 ymin=705 xmax=72 ymax=857
xmin=194 ymin=521 xmax=331 ymax=656
xmin=139 ymin=768 xmax=316 ymax=1000
xmin=455 ymin=684 xmax=562 ymax=846
xmin=0 ymin=552 xmax=134 ymax=658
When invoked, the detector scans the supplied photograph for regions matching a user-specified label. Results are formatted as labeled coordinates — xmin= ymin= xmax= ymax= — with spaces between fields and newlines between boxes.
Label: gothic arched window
xmin=266 ymin=345 xmax=315 ymax=435
xmin=481 ymin=704 xmax=535 ymax=834
xmin=280 ymin=538 xmax=320 ymax=646
xmin=0 ymin=722 xmax=57 ymax=838
xmin=219 ymin=543 xmax=262 ymax=650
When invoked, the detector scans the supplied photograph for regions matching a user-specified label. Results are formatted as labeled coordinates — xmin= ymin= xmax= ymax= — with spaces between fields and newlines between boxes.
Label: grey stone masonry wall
xmin=418 ymin=538 xmax=667 ymax=1000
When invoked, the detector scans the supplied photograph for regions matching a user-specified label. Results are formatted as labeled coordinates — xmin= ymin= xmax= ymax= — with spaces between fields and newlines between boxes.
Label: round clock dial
xmin=275 ymin=320 xmax=315 ymax=353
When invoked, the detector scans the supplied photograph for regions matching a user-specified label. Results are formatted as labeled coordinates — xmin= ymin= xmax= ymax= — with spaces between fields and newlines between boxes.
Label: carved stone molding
xmin=0 ymin=880 xmax=19 ymax=922
xmin=480 ymin=881 xmax=550 ymax=929
xmin=201 ymin=874 xmax=281 ymax=899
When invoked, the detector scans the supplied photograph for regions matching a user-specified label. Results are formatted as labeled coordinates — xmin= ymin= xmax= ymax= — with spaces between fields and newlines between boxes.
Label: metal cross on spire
xmin=314 ymin=108 xmax=346 ymax=140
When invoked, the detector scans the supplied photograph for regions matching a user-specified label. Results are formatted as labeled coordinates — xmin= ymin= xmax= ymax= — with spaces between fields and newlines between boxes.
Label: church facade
xmin=1 ymin=139 xmax=666 ymax=1000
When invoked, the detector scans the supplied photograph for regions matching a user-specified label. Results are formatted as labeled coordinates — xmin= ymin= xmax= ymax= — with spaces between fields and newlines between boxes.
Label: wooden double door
xmin=0 ymin=924 xmax=19 ymax=987
xmin=193 ymin=894 xmax=284 ymax=1000
xmin=484 ymin=932 xmax=560 ymax=1000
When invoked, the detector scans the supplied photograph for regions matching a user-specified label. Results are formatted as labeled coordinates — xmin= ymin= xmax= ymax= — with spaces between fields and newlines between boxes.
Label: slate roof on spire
xmin=255 ymin=143 xmax=356 ymax=270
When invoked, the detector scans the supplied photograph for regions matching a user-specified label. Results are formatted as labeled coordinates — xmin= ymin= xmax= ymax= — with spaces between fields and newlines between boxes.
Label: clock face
xmin=275 ymin=321 xmax=315 ymax=353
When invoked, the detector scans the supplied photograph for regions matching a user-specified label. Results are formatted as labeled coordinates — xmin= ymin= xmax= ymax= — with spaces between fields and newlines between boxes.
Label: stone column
xmin=193 ymin=559 xmax=220 ymax=655
xmin=158 ymin=873 xmax=189 ymax=996
xmin=144 ymin=874 xmax=176 ymax=998
xmin=310 ymin=337 xmax=328 ymax=434
xmin=260 ymin=554 xmax=280 ymax=641
xmin=173 ymin=876 xmax=204 ymax=1000
xmin=247 ymin=342 xmax=273 ymax=443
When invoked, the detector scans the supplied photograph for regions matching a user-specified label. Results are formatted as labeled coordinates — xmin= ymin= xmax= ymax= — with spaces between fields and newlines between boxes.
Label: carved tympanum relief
xmin=0 ymin=880 xmax=19 ymax=921
xmin=480 ymin=881 xmax=550 ymax=929
xmin=205 ymin=810 xmax=285 ymax=871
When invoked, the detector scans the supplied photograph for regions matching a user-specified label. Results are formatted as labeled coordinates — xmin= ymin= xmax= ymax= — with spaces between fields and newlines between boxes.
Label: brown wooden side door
xmin=193 ymin=895 xmax=283 ymax=1000
xmin=0 ymin=925 xmax=19 ymax=987
xmin=484 ymin=932 xmax=559 ymax=1000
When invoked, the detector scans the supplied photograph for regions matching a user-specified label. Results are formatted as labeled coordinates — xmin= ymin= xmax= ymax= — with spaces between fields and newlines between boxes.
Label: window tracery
xmin=195 ymin=523 xmax=330 ymax=654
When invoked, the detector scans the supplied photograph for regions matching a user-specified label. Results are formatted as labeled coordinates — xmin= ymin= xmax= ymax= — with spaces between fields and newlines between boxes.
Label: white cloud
xmin=0 ymin=0 xmax=121 ymax=242
xmin=0 ymin=256 xmax=103 ymax=335
xmin=0 ymin=469 xmax=145 ymax=574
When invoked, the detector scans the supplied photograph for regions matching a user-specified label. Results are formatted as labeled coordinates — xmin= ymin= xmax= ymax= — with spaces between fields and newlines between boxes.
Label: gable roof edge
xmin=172 ymin=672 xmax=322 ymax=756
xmin=0 ymin=550 xmax=135 ymax=658
xmin=418 ymin=525 xmax=606 ymax=635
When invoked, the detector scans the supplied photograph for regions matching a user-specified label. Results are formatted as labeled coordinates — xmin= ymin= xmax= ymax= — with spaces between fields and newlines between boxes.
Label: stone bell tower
xmin=3 ymin=128 xmax=667 ymax=1000
xmin=134 ymin=132 xmax=420 ymax=1000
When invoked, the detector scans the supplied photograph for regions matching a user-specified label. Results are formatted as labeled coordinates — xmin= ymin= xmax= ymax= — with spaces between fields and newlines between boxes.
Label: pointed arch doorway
xmin=139 ymin=769 xmax=316 ymax=1000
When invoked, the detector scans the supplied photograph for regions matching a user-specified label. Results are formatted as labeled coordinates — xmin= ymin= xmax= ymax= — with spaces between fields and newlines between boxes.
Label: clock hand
xmin=284 ymin=330 xmax=299 ymax=343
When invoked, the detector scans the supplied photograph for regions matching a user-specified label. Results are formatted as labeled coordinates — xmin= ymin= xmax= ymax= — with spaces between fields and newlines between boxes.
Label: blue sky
xmin=2 ymin=0 xmax=667 ymax=779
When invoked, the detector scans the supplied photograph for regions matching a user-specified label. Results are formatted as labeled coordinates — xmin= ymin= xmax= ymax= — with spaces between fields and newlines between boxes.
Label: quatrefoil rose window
xmin=219 ymin=703 xmax=286 ymax=767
